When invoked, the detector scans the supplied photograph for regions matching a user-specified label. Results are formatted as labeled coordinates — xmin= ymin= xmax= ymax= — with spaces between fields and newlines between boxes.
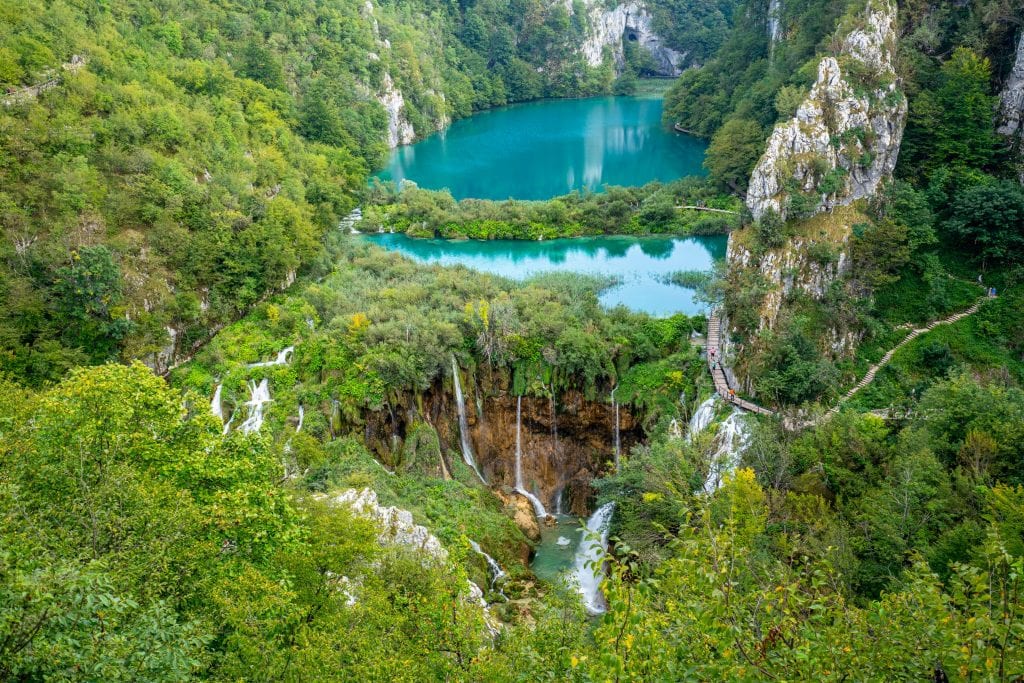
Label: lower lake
xmin=364 ymin=233 xmax=726 ymax=316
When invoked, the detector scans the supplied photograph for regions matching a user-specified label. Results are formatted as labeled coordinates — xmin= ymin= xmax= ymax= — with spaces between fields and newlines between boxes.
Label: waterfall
xmin=211 ymin=384 xmax=224 ymax=420
xmin=702 ymin=410 xmax=751 ymax=494
xmin=514 ymin=396 xmax=549 ymax=519
xmin=239 ymin=379 xmax=272 ymax=434
xmin=555 ymin=489 xmax=564 ymax=516
xmin=549 ymin=394 xmax=558 ymax=448
xmin=451 ymin=357 xmax=486 ymax=484
xmin=668 ymin=418 xmax=682 ymax=440
xmin=339 ymin=207 xmax=363 ymax=234
xmin=575 ymin=502 xmax=615 ymax=615
xmin=469 ymin=540 xmax=508 ymax=599
xmin=296 ymin=404 xmax=305 ymax=432
xmin=222 ymin=409 xmax=236 ymax=435
xmin=686 ymin=397 xmax=717 ymax=441
xmin=611 ymin=387 xmax=621 ymax=472
xmin=248 ymin=346 xmax=295 ymax=368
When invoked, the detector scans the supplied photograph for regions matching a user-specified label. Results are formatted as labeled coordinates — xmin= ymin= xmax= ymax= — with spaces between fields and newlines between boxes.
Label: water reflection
xmin=365 ymin=233 xmax=727 ymax=316
xmin=376 ymin=96 xmax=708 ymax=201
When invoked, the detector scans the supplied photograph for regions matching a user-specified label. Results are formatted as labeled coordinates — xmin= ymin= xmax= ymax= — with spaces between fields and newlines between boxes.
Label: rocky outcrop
xmin=999 ymin=31 xmax=1024 ymax=183
xmin=334 ymin=488 xmax=449 ymax=562
xmin=746 ymin=0 xmax=906 ymax=221
xmin=727 ymin=229 xmax=851 ymax=333
xmin=495 ymin=489 xmax=541 ymax=542
xmin=377 ymin=72 xmax=416 ymax=148
xmin=578 ymin=0 xmax=686 ymax=77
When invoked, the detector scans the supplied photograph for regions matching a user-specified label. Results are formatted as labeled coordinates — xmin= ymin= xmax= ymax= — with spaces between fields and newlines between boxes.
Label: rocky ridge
xmin=999 ymin=31 xmax=1024 ymax=183
xmin=578 ymin=0 xmax=687 ymax=77
xmin=746 ymin=0 xmax=906 ymax=222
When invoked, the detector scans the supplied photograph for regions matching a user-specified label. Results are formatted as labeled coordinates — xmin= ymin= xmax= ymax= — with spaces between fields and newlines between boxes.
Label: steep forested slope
xmin=0 ymin=0 xmax=728 ymax=384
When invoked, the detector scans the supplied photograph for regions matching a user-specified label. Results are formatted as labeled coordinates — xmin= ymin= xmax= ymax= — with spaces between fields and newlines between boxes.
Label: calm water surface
xmin=364 ymin=233 xmax=726 ymax=316
xmin=376 ymin=95 xmax=707 ymax=200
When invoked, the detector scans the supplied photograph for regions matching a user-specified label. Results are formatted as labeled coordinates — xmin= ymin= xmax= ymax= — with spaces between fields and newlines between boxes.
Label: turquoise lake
xmin=375 ymin=95 xmax=708 ymax=200
xmin=364 ymin=233 xmax=727 ymax=316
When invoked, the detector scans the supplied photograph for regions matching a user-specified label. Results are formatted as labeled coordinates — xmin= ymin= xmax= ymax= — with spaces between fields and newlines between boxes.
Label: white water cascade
xmin=686 ymin=397 xmax=718 ymax=442
xmin=611 ymin=387 xmax=621 ymax=472
xmin=339 ymin=207 xmax=363 ymax=234
xmin=451 ymin=357 xmax=486 ymax=484
xmin=575 ymin=502 xmax=615 ymax=615
xmin=296 ymin=404 xmax=305 ymax=432
xmin=514 ymin=396 xmax=549 ymax=519
xmin=702 ymin=410 xmax=751 ymax=494
xmin=469 ymin=540 xmax=507 ymax=599
xmin=239 ymin=379 xmax=272 ymax=434
xmin=248 ymin=346 xmax=295 ymax=368
xmin=211 ymin=384 xmax=224 ymax=421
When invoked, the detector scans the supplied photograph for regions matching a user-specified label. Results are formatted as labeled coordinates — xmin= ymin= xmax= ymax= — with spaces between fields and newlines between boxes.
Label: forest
xmin=2 ymin=0 xmax=1024 ymax=680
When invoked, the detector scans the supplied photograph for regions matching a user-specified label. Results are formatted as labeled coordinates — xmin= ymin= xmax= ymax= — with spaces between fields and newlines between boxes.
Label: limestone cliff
xmin=999 ymin=31 xmax=1024 ymax=183
xmin=746 ymin=0 xmax=906 ymax=222
xmin=578 ymin=0 xmax=687 ymax=77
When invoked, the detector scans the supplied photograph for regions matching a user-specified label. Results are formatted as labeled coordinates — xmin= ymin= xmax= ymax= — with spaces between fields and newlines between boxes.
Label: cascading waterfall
xmin=611 ymin=387 xmax=621 ymax=472
xmin=469 ymin=540 xmax=508 ymax=600
xmin=248 ymin=346 xmax=295 ymax=368
xmin=668 ymin=418 xmax=682 ymax=440
xmin=296 ymin=404 xmax=305 ymax=432
xmin=575 ymin=502 xmax=615 ymax=615
xmin=339 ymin=207 xmax=362 ymax=234
xmin=211 ymin=383 xmax=224 ymax=421
xmin=514 ymin=396 xmax=549 ymax=519
xmin=451 ymin=356 xmax=486 ymax=484
xmin=239 ymin=379 xmax=271 ymax=434
xmin=554 ymin=489 xmax=564 ymax=516
xmin=686 ymin=397 xmax=718 ymax=441
xmin=222 ymin=409 xmax=236 ymax=435
xmin=702 ymin=410 xmax=751 ymax=494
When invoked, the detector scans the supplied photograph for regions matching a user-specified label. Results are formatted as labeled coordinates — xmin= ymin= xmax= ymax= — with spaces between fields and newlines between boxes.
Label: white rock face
xmin=999 ymin=31 xmax=1024 ymax=183
xmin=334 ymin=488 xmax=449 ymax=563
xmin=579 ymin=0 xmax=686 ymax=77
xmin=377 ymin=72 xmax=416 ymax=148
xmin=746 ymin=0 xmax=906 ymax=221
xmin=728 ymin=232 xmax=851 ymax=332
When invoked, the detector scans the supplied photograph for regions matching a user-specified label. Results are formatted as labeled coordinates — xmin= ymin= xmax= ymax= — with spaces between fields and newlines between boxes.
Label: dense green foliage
xmin=0 ymin=0 xmax=708 ymax=386
xmin=363 ymin=179 xmax=741 ymax=240
xmin=3 ymin=0 xmax=1024 ymax=679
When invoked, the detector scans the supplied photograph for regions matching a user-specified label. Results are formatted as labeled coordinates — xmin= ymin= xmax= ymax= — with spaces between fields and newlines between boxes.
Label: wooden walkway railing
xmin=706 ymin=312 xmax=774 ymax=416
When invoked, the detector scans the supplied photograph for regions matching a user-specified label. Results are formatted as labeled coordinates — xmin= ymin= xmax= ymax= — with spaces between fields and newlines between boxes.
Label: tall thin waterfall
xmin=469 ymin=540 xmax=507 ymax=599
xmin=211 ymin=384 xmax=224 ymax=421
xmin=702 ymin=410 xmax=751 ymax=494
xmin=239 ymin=379 xmax=271 ymax=434
xmin=687 ymin=397 xmax=718 ymax=441
xmin=575 ymin=502 xmax=615 ymax=615
xmin=451 ymin=357 xmax=486 ymax=484
xmin=248 ymin=346 xmax=295 ymax=368
xmin=515 ymin=396 xmax=549 ymax=519
xmin=611 ymin=388 xmax=621 ymax=472
xmin=296 ymin=404 xmax=305 ymax=432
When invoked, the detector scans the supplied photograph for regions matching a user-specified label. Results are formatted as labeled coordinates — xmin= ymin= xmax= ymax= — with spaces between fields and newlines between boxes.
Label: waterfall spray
xmin=211 ymin=384 xmax=224 ymax=421
xmin=239 ymin=379 xmax=271 ymax=434
xmin=451 ymin=357 xmax=486 ymax=484
xmin=469 ymin=540 xmax=508 ymax=600
xmin=514 ymin=396 xmax=549 ymax=519
xmin=702 ymin=410 xmax=750 ymax=494
xmin=687 ymin=397 xmax=717 ymax=442
xmin=248 ymin=346 xmax=294 ymax=368
xmin=575 ymin=502 xmax=615 ymax=614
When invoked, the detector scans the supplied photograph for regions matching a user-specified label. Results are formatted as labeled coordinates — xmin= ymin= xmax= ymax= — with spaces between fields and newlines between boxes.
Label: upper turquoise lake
xmin=375 ymin=94 xmax=708 ymax=200
xmin=364 ymin=233 xmax=726 ymax=316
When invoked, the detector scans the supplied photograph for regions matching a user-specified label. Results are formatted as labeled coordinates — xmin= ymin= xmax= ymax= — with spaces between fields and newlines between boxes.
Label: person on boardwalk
xmin=728 ymin=389 xmax=735 ymax=401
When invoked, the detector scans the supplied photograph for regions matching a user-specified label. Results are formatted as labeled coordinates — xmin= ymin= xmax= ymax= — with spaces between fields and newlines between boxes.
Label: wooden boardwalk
xmin=706 ymin=312 xmax=774 ymax=416
xmin=824 ymin=296 xmax=988 ymax=416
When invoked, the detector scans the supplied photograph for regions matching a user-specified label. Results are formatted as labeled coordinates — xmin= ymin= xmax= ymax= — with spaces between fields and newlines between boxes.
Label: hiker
xmin=729 ymin=389 xmax=735 ymax=401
